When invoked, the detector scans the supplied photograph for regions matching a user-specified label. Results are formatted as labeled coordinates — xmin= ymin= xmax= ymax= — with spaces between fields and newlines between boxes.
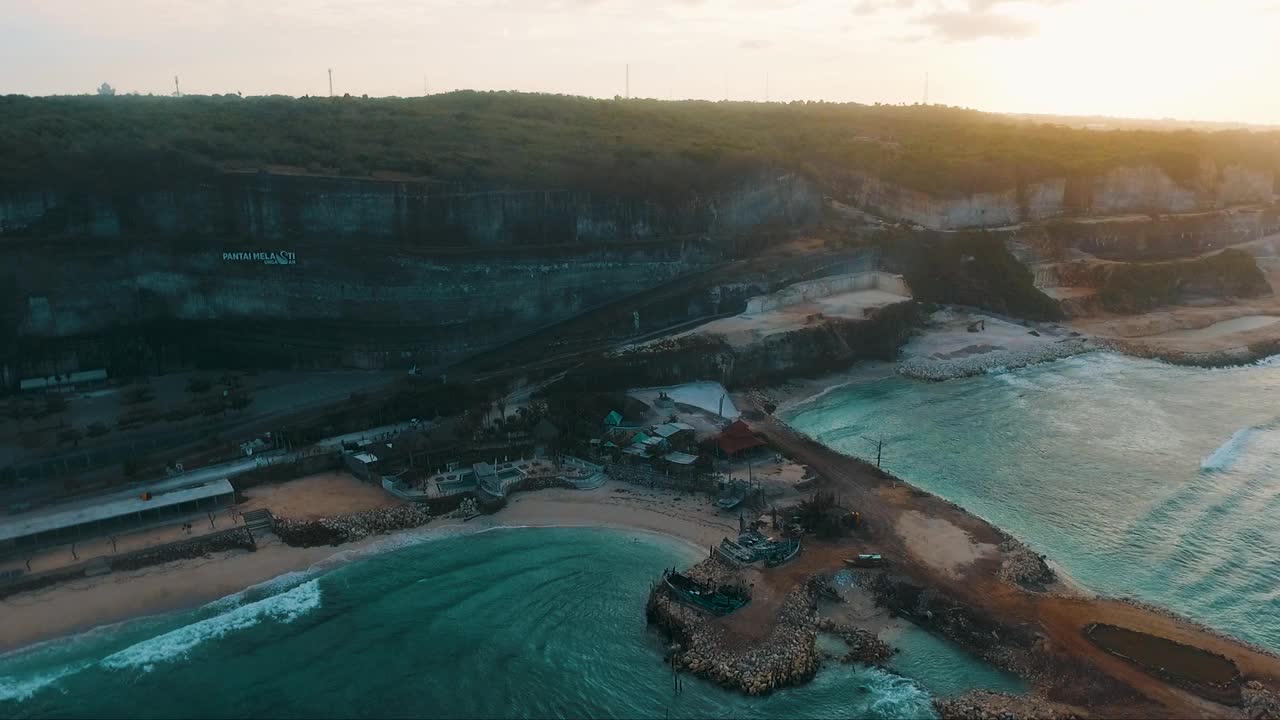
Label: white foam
xmin=101 ymin=579 xmax=322 ymax=671
xmin=1202 ymin=427 xmax=1257 ymax=473
xmin=0 ymin=662 xmax=90 ymax=702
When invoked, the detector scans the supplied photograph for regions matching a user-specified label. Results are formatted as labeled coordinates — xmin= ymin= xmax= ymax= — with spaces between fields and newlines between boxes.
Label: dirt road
xmin=746 ymin=410 xmax=1280 ymax=718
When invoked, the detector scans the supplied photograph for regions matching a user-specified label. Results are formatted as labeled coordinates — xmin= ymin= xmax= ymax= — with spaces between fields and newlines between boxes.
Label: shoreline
xmin=0 ymin=482 xmax=729 ymax=656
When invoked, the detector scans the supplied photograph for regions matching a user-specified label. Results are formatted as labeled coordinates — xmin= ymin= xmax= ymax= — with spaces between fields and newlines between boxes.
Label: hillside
xmin=3 ymin=91 xmax=1279 ymax=200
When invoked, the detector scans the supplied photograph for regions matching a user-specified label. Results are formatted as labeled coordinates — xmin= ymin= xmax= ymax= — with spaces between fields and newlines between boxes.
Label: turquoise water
xmin=785 ymin=352 xmax=1280 ymax=651
xmin=0 ymin=527 xmax=1021 ymax=719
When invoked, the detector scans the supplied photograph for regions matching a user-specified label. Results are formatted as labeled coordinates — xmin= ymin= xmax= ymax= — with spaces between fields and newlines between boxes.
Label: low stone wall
xmin=112 ymin=527 xmax=256 ymax=571
xmin=0 ymin=526 xmax=257 ymax=600
xmin=274 ymin=505 xmax=432 ymax=547
xmin=897 ymin=338 xmax=1094 ymax=381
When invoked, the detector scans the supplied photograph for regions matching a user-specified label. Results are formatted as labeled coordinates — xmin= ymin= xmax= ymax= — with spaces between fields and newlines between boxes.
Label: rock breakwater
xmin=933 ymin=690 xmax=1084 ymax=720
xmin=815 ymin=617 xmax=895 ymax=664
xmin=898 ymin=338 xmax=1094 ymax=381
xmin=645 ymin=558 xmax=822 ymax=696
xmin=275 ymin=505 xmax=432 ymax=547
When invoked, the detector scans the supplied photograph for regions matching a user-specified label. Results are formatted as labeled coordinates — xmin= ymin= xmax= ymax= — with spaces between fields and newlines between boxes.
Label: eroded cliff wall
xmin=831 ymin=163 xmax=1276 ymax=230
xmin=1 ymin=172 xmax=820 ymax=381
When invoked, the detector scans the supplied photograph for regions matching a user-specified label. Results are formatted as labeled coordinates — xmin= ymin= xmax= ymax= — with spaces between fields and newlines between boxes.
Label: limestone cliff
xmin=0 ymin=171 xmax=820 ymax=384
xmin=829 ymin=163 xmax=1276 ymax=230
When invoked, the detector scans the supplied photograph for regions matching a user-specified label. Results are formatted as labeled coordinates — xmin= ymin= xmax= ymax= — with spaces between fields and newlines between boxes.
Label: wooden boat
xmin=664 ymin=572 xmax=749 ymax=616
xmin=845 ymin=554 xmax=885 ymax=568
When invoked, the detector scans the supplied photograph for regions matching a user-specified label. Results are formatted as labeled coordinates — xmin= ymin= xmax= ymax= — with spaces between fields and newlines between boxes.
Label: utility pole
xmin=625 ymin=64 xmax=630 ymax=99
xmin=863 ymin=434 xmax=884 ymax=468
xmin=328 ymin=68 xmax=333 ymax=97
xmin=173 ymin=75 xmax=180 ymax=98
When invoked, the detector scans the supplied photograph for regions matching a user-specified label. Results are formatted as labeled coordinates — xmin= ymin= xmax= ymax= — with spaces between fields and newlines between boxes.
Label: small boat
xmin=845 ymin=554 xmax=885 ymax=568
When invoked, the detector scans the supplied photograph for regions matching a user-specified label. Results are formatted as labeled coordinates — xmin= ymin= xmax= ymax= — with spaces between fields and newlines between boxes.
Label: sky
xmin=2 ymin=0 xmax=1278 ymax=125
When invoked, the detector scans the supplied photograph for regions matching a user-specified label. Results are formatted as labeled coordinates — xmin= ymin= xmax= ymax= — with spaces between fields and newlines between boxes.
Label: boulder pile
xmin=816 ymin=617 xmax=895 ymax=664
xmin=996 ymin=539 xmax=1056 ymax=588
xmin=933 ymin=690 xmax=1084 ymax=720
xmin=646 ymin=559 xmax=823 ymax=696
xmin=898 ymin=338 xmax=1093 ymax=381
xmin=275 ymin=505 xmax=432 ymax=547
xmin=1244 ymin=681 xmax=1280 ymax=719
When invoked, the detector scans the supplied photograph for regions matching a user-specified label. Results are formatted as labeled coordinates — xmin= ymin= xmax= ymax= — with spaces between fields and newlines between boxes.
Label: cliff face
xmin=0 ymin=171 xmax=817 ymax=245
xmin=1 ymin=171 xmax=820 ymax=381
xmin=567 ymin=301 xmax=923 ymax=390
xmin=831 ymin=163 xmax=1276 ymax=230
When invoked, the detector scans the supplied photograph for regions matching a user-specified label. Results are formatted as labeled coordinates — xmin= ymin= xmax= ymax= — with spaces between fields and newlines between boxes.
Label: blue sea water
xmin=784 ymin=352 xmax=1280 ymax=651
xmin=9 ymin=349 xmax=1264 ymax=717
xmin=0 ymin=527 xmax=1020 ymax=719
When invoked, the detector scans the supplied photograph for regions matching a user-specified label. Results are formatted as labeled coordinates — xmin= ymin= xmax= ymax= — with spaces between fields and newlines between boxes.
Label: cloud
xmin=917 ymin=8 xmax=1038 ymax=40
xmin=852 ymin=0 xmax=917 ymax=15
xmin=738 ymin=38 xmax=771 ymax=49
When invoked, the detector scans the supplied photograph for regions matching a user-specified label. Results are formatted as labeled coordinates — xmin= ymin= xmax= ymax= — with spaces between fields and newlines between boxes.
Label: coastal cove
xmin=0 ymin=525 xmax=1021 ymax=719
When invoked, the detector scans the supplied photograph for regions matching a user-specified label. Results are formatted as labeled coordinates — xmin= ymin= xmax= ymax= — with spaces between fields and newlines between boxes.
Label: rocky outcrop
xmin=274 ymin=505 xmax=432 ymax=547
xmin=933 ymin=690 xmax=1085 ymax=720
xmin=583 ymin=300 xmax=924 ymax=390
xmin=1244 ymin=681 xmax=1280 ymax=719
xmin=996 ymin=539 xmax=1057 ymax=589
xmin=1095 ymin=249 xmax=1270 ymax=313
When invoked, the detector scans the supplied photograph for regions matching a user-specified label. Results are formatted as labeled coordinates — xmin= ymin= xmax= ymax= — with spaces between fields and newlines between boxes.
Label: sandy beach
xmin=0 ymin=477 xmax=739 ymax=655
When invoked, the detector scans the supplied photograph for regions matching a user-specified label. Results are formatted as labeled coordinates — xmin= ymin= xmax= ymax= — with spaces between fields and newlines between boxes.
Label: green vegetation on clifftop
xmin=3 ymin=92 xmax=1278 ymax=197
xmin=1098 ymin=249 xmax=1270 ymax=313
xmin=890 ymin=232 xmax=1065 ymax=321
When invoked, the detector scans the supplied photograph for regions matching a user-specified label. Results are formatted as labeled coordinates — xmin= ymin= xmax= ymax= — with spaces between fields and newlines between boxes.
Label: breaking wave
xmin=101 ymin=579 xmax=322 ymax=671
xmin=1201 ymin=427 xmax=1258 ymax=473
xmin=0 ymin=662 xmax=90 ymax=703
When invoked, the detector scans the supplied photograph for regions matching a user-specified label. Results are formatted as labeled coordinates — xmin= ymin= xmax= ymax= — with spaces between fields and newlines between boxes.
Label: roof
xmin=632 ymin=432 xmax=652 ymax=445
xmin=664 ymin=451 xmax=699 ymax=466
xmin=604 ymin=410 xmax=623 ymax=426
xmin=472 ymin=462 xmax=497 ymax=478
xmin=19 ymin=368 xmax=108 ymax=392
xmin=622 ymin=444 xmax=649 ymax=456
xmin=716 ymin=420 xmax=766 ymax=455
xmin=351 ymin=452 xmax=379 ymax=464
xmin=0 ymin=479 xmax=235 ymax=543
xmin=653 ymin=423 xmax=694 ymax=439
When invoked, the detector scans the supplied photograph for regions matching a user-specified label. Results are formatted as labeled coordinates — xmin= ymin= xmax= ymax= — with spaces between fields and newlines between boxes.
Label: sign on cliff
xmin=222 ymin=251 xmax=297 ymax=266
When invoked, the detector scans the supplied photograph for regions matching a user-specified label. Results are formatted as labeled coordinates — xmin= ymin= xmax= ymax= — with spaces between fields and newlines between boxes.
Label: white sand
xmin=0 ymin=479 xmax=735 ymax=654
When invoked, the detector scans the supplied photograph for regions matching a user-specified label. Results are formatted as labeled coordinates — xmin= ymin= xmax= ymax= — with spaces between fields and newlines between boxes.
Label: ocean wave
xmin=858 ymin=668 xmax=936 ymax=719
xmin=0 ymin=661 xmax=91 ymax=703
xmin=1202 ymin=426 xmax=1260 ymax=473
xmin=100 ymin=579 xmax=322 ymax=672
